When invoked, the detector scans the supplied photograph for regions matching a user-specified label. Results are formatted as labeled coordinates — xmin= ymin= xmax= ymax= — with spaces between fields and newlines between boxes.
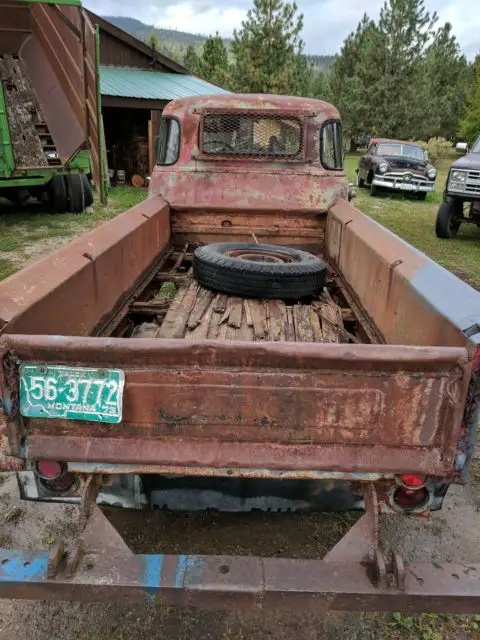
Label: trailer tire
xmin=81 ymin=174 xmax=94 ymax=207
xmin=436 ymin=200 xmax=461 ymax=239
xmin=66 ymin=175 xmax=85 ymax=213
xmin=49 ymin=176 xmax=68 ymax=213
xmin=193 ymin=242 xmax=327 ymax=300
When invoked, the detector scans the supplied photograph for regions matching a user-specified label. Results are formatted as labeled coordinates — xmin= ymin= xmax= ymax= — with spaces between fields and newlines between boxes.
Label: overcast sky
xmin=84 ymin=0 xmax=479 ymax=59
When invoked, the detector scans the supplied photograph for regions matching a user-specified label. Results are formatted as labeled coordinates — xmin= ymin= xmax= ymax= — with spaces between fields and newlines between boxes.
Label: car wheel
xmin=370 ymin=183 xmax=377 ymax=196
xmin=356 ymin=171 xmax=365 ymax=188
xmin=435 ymin=200 xmax=462 ymax=239
xmin=49 ymin=176 xmax=68 ymax=213
xmin=66 ymin=175 xmax=85 ymax=213
xmin=193 ymin=242 xmax=327 ymax=300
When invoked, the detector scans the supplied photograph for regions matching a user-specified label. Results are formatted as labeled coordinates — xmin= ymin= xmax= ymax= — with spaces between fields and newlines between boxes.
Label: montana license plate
xmin=19 ymin=365 xmax=125 ymax=424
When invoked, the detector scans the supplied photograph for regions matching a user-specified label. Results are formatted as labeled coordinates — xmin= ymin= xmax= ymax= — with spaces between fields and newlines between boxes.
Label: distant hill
xmin=103 ymin=16 xmax=335 ymax=72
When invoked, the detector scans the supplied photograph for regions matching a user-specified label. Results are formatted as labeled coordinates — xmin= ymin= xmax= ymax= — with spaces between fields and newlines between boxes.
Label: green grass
xmin=378 ymin=612 xmax=480 ymax=640
xmin=345 ymin=154 xmax=480 ymax=288
xmin=0 ymin=187 xmax=147 ymax=281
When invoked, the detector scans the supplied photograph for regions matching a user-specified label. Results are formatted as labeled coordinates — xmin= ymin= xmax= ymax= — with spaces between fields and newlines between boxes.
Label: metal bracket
xmin=372 ymin=548 xmax=406 ymax=591
xmin=65 ymin=474 xmax=103 ymax=577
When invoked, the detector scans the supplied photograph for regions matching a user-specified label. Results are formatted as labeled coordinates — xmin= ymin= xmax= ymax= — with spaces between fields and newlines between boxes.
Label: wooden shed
xmin=87 ymin=12 xmax=229 ymax=183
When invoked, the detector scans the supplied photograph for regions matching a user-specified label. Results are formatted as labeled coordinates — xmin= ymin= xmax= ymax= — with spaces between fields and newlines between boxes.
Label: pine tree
xmin=231 ymin=0 xmax=309 ymax=95
xmin=373 ymin=0 xmax=437 ymax=139
xmin=183 ymin=44 xmax=201 ymax=74
xmin=329 ymin=15 xmax=383 ymax=149
xmin=329 ymin=0 xmax=469 ymax=143
xmin=199 ymin=34 xmax=230 ymax=86
xmin=459 ymin=59 xmax=480 ymax=145
xmin=420 ymin=23 xmax=469 ymax=140
xmin=147 ymin=32 xmax=160 ymax=51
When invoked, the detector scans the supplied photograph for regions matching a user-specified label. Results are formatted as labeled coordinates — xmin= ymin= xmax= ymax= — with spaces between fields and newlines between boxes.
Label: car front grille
xmin=465 ymin=170 xmax=480 ymax=197
xmin=382 ymin=172 xmax=430 ymax=186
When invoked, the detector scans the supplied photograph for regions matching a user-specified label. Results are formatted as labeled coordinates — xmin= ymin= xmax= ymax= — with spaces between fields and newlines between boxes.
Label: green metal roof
xmin=100 ymin=66 xmax=230 ymax=101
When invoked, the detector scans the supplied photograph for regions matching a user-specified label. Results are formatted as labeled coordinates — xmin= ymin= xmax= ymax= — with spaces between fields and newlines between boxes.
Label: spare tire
xmin=193 ymin=242 xmax=326 ymax=300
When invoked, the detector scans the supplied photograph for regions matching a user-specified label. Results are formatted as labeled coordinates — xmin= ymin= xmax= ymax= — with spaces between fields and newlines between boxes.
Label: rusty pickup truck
xmin=0 ymin=94 xmax=479 ymax=611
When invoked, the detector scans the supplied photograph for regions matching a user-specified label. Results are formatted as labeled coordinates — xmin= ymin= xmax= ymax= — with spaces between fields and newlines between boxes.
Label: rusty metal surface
xmin=66 ymin=462 xmax=392 ymax=481
xmin=4 ymin=504 xmax=479 ymax=611
xmin=172 ymin=207 xmax=326 ymax=251
xmin=0 ymin=2 xmax=31 ymax=54
xmin=150 ymin=95 xmax=349 ymax=236
xmin=326 ymin=200 xmax=478 ymax=352
xmin=0 ymin=197 xmax=170 ymax=338
xmin=1 ymin=547 xmax=480 ymax=612
xmin=0 ymin=335 xmax=469 ymax=476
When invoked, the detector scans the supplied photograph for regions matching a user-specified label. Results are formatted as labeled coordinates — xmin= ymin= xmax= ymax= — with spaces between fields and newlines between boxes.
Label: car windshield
xmin=471 ymin=138 xmax=480 ymax=153
xmin=377 ymin=143 xmax=425 ymax=161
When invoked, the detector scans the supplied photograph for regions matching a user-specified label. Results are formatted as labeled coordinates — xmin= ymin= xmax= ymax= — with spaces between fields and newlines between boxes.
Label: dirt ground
xmin=0 ymin=464 xmax=479 ymax=640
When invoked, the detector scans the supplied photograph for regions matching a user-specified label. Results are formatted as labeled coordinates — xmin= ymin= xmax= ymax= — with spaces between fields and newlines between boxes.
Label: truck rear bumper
xmin=1 ymin=505 xmax=479 ymax=612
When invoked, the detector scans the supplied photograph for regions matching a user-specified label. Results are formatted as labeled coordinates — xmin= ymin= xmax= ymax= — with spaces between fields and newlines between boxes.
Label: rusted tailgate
xmin=0 ymin=336 xmax=470 ymax=476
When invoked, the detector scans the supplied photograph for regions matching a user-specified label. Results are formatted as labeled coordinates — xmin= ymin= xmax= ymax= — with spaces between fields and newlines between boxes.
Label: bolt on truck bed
xmin=0 ymin=94 xmax=480 ymax=610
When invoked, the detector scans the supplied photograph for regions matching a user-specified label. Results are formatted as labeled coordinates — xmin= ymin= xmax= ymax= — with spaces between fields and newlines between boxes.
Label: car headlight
xmin=379 ymin=163 xmax=388 ymax=174
xmin=427 ymin=168 xmax=436 ymax=179
xmin=450 ymin=170 xmax=467 ymax=183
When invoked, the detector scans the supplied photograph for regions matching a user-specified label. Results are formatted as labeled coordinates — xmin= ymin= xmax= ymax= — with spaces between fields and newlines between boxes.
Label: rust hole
xmin=219 ymin=564 xmax=230 ymax=575
xmin=23 ymin=562 xmax=31 ymax=568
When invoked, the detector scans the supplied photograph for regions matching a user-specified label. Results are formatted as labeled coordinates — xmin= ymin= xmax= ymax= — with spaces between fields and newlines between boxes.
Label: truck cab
xmin=151 ymin=94 xmax=348 ymax=249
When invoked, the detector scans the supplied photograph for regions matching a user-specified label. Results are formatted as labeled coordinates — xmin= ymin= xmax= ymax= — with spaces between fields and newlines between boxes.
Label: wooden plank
xmin=249 ymin=300 xmax=267 ymax=340
xmin=214 ymin=294 xmax=228 ymax=313
xmin=309 ymin=307 xmax=323 ymax=342
xmin=186 ymin=302 xmax=214 ymax=340
xmin=157 ymin=281 xmax=198 ymax=339
xmin=225 ymin=324 xmax=237 ymax=340
xmin=187 ymin=287 xmax=215 ymax=330
xmin=293 ymin=305 xmax=314 ymax=343
xmin=217 ymin=320 xmax=228 ymax=340
xmin=237 ymin=305 xmax=254 ymax=342
xmin=207 ymin=311 xmax=223 ymax=340
xmin=341 ymin=308 xmax=356 ymax=322
xmin=284 ymin=307 xmax=296 ymax=342
xmin=228 ymin=297 xmax=243 ymax=329
xmin=314 ymin=302 xmax=341 ymax=343
xmin=244 ymin=300 xmax=254 ymax=327
xmin=267 ymin=300 xmax=286 ymax=341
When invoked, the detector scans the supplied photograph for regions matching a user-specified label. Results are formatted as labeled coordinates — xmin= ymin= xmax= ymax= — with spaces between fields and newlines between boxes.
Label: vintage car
xmin=356 ymin=138 xmax=437 ymax=198
xmin=436 ymin=135 xmax=480 ymax=238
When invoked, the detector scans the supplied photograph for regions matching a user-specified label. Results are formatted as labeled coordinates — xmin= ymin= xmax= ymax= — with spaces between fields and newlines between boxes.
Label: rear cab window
xmin=157 ymin=117 xmax=180 ymax=165
xmin=201 ymin=113 xmax=304 ymax=159
xmin=321 ymin=121 xmax=343 ymax=170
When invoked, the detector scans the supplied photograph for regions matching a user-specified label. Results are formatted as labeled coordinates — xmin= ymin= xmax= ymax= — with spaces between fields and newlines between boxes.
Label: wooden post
xmin=148 ymin=119 xmax=154 ymax=174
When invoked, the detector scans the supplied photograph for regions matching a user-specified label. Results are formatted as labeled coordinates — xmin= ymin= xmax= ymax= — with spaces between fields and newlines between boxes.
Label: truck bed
xmin=117 ymin=243 xmax=373 ymax=344
xmin=0 ymin=198 xmax=474 ymax=479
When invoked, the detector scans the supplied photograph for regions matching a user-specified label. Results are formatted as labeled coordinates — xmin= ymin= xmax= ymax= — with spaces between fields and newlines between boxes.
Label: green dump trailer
xmin=0 ymin=0 xmax=107 ymax=212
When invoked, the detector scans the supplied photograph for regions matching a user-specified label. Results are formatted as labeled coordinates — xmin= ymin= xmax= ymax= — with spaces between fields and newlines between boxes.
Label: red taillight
xmin=401 ymin=474 xmax=426 ymax=488
xmin=35 ymin=460 xmax=63 ymax=480
xmin=393 ymin=486 xmax=430 ymax=512
xmin=35 ymin=460 xmax=75 ymax=493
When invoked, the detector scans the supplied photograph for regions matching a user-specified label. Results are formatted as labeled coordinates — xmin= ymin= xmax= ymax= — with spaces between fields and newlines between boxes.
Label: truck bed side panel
xmin=327 ymin=201 xmax=479 ymax=350
xmin=1 ymin=338 xmax=470 ymax=476
xmin=0 ymin=197 xmax=170 ymax=336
